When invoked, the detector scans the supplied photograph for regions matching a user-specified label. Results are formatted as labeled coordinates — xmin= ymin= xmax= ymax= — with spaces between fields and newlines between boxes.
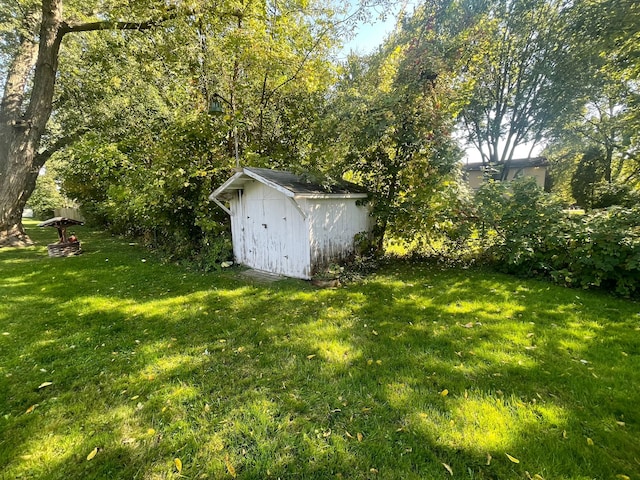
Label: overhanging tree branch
xmin=58 ymin=5 xmax=184 ymax=37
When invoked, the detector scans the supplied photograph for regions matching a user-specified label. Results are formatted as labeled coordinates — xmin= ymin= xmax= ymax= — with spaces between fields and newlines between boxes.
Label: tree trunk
xmin=0 ymin=1 xmax=175 ymax=246
xmin=0 ymin=0 xmax=63 ymax=246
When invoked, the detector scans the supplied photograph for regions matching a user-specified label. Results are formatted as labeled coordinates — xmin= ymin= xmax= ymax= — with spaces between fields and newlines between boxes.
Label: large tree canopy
xmin=0 ymin=0 xmax=189 ymax=245
xmin=0 ymin=0 xmax=357 ymax=246
xmin=543 ymin=0 xmax=640 ymax=205
xmin=445 ymin=0 xmax=584 ymax=173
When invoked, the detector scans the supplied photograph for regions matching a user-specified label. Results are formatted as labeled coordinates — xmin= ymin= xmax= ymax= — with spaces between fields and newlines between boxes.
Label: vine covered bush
xmin=461 ymin=178 xmax=640 ymax=296
xmin=58 ymin=115 xmax=234 ymax=270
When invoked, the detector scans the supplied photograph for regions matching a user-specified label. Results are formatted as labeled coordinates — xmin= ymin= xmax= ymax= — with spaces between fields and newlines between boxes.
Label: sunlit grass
xmin=1 ymin=221 xmax=639 ymax=479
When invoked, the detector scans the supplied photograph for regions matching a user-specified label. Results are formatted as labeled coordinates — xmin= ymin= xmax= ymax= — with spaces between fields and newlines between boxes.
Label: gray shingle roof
xmin=244 ymin=167 xmax=368 ymax=195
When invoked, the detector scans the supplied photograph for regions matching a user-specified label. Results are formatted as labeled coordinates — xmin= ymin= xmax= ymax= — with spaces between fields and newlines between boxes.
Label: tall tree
xmin=0 ymin=0 xmax=369 ymax=246
xmin=328 ymin=18 xmax=461 ymax=250
xmin=0 ymin=0 xmax=181 ymax=245
xmin=442 ymin=0 xmax=584 ymax=177
xmin=42 ymin=0 xmax=356 ymax=260
xmin=542 ymin=0 xmax=640 ymax=203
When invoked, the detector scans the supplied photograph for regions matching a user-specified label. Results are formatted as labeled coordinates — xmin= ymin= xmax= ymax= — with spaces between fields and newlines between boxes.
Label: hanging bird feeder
xmin=208 ymin=95 xmax=224 ymax=115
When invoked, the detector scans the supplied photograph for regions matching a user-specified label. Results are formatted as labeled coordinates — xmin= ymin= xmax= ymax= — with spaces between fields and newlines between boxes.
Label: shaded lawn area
xmin=1 ymin=221 xmax=639 ymax=479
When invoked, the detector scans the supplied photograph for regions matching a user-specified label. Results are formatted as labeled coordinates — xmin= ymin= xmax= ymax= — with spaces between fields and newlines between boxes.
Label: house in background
xmin=462 ymin=157 xmax=549 ymax=190
xmin=210 ymin=167 xmax=372 ymax=280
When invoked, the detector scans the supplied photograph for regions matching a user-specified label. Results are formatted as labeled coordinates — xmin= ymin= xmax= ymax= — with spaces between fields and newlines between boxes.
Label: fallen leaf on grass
xmin=462 ymin=322 xmax=474 ymax=328
xmin=443 ymin=463 xmax=453 ymax=475
xmin=345 ymin=431 xmax=354 ymax=439
xmin=616 ymin=475 xmax=630 ymax=480
xmin=587 ymin=437 xmax=594 ymax=446
xmin=357 ymin=432 xmax=364 ymax=442
xmin=486 ymin=453 xmax=492 ymax=465
xmin=174 ymin=458 xmax=182 ymax=473
xmin=224 ymin=454 xmax=237 ymax=478
xmin=25 ymin=404 xmax=38 ymax=414
xmin=38 ymin=382 xmax=53 ymax=389
xmin=616 ymin=421 xmax=626 ymax=427
xmin=506 ymin=453 xmax=520 ymax=463
xmin=440 ymin=389 xmax=449 ymax=397
xmin=525 ymin=473 xmax=545 ymax=480
xmin=86 ymin=447 xmax=99 ymax=461
xmin=306 ymin=354 xmax=316 ymax=360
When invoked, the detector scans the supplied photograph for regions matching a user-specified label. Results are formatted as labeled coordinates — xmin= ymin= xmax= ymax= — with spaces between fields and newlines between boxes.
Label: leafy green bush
xmin=472 ymin=178 xmax=569 ymax=274
xmin=591 ymin=181 xmax=640 ymax=208
xmin=464 ymin=178 xmax=640 ymax=296
xmin=564 ymin=206 xmax=640 ymax=295
xmin=57 ymin=114 xmax=234 ymax=270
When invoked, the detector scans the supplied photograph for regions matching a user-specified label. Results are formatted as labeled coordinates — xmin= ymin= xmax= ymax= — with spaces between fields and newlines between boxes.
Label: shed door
xmin=244 ymin=195 xmax=309 ymax=278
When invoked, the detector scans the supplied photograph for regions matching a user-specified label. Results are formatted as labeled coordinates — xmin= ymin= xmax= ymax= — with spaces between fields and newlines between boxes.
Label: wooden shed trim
xmin=209 ymin=171 xmax=245 ymax=201
xmin=210 ymin=168 xmax=368 ymax=218
xmin=294 ymin=193 xmax=369 ymax=199
xmin=243 ymin=169 xmax=296 ymax=198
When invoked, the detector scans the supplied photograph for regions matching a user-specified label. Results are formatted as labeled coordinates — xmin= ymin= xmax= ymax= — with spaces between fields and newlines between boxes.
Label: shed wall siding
xmin=306 ymin=198 xmax=371 ymax=275
xmin=231 ymin=181 xmax=310 ymax=279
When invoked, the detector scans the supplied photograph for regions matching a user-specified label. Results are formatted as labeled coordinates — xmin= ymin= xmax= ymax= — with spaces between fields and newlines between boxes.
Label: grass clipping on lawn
xmin=0 ymin=221 xmax=639 ymax=479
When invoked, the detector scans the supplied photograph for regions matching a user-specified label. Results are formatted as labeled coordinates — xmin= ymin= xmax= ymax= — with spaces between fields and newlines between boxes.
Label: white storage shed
xmin=209 ymin=167 xmax=372 ymax=279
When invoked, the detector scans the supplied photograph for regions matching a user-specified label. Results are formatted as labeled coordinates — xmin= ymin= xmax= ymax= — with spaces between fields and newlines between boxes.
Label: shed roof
xmin=463 ymin=157 xmax=548 ymax=172
xmin=210 ymin=167 xmax=368 ymax=202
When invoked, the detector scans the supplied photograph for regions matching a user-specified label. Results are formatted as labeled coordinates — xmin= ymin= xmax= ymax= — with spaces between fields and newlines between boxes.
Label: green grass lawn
xmin=1 ymin=221 xmax=639 ymax=479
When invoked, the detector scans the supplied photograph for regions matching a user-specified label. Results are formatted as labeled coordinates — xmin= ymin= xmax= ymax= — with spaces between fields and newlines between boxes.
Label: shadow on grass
xmin=1 ymin=227 xmax=639 ymax=479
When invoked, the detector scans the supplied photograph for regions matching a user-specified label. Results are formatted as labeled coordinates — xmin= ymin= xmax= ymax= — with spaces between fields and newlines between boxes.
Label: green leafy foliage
xmin=58 ymin=112 xmax=234 ymax=268
xmin=28 ymin=164 xmax=66 ymax=219
xmin=565 ymin=206 xmax=640 ymax=295
xmin=328 ymin=28 xmax=461 ymax=250
xmin=46 ymin=0 xmax=345 ymax=267
xmin=570 ymin=147 xmax=606 ymax=208
xmin=462 ymin=179 xmax=640 ymax=296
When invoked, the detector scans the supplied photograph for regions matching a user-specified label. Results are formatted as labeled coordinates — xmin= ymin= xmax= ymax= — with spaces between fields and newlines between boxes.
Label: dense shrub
xmin=465 ymin=178 xmax=640 ymax=296
xmin=591 ymin=181 xmax=640 ymax=209
xmin=473 ymin=178 xmax=568 ymax=273
xmin=57 ymin=115 xmax=234 ymax=270
xmin=564 ymin=206 xmax=640 ymax=295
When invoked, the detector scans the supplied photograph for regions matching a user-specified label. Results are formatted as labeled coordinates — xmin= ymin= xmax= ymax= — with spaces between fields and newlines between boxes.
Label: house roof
xmin=463 ymin=157 xmax=549 ymax=172
xmin=210 ymin=167 xmax=369 ymax=202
